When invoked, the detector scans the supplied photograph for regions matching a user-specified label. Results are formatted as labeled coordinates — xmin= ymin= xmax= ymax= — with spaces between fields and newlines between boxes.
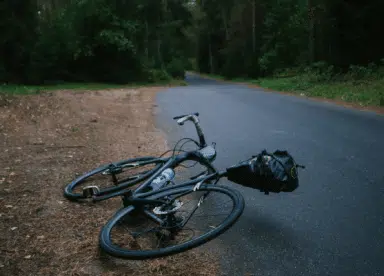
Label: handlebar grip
xmin=173 ymin=112 xmax=199 ymax=120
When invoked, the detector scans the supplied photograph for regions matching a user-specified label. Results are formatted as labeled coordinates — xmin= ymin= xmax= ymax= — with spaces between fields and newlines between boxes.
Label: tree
xmin=0 ymin=0 xmax=37 ymax=83
xmin=193 ymin=0 xmax=384 ymax=78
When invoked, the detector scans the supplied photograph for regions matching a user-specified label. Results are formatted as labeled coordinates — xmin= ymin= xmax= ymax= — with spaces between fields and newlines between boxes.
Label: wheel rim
xmin=64 ymin=157 xmax=162 ymax=199
xmin=101 ymin=185 xmax=243 ymax=259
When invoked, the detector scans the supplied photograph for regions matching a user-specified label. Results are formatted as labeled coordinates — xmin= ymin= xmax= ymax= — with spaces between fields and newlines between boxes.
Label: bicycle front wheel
xmin=99 ymin=184 xmax=245 ymax=259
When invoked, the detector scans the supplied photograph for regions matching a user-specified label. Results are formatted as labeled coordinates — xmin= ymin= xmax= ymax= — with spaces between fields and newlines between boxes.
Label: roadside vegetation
xmin=254 ymin=65 xmax=384 ymax=107
xmin=198 ymin=62 xmax=384 ymax=107
xmin=188 ymin=0 xmax=383 ymax=108
xmin=0 ymin=1 xmax=191 ymax=87
xmin=0 ymin=80 xmax=187 ymax=95
xmin=1 ymin=1 xmax=383 ymax=108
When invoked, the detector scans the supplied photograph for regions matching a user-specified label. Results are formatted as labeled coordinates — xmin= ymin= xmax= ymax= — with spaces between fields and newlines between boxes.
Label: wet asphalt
xmin=155 ymin=73 xmax=384 ymax=276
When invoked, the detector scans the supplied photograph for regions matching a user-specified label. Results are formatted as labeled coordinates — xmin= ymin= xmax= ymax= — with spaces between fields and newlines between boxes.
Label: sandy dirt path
xmin=0 ymin=88 xmax=217 ymax=276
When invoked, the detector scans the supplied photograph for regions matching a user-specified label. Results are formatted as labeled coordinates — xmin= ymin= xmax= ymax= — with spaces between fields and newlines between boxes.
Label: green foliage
xmin=0 ymin=80 xmax=189 ymax=96
xmin=301 ymin=61 xmax=335 ymax=82
xmin=147 ymin=69 xmax=172 ymax=83
xmin=166 ymin=59 xmax=187 ymax=79
xmin=0 ymin=0 xmax=38 ymax=83
xmin=254 ymin=64 xmax=384 ymax=107
xmin=193 ymin=0 xmax=384 ymax=81
xmin=258 ymin=49 xmax=279 ymax=75
xmin=347 ymin=65 xmax=377 ymax=80
xmin=2 ymin=0 xmax=383 ymax=92
xmin=1 ymin=0 xmax=191 ymax=85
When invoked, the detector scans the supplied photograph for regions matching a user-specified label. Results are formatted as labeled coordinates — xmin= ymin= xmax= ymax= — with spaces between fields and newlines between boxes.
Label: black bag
xmin=226 ymin=150 xmax=304 ymax=194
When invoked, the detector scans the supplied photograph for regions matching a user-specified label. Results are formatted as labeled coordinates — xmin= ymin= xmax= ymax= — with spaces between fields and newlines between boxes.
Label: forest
xmin=1 ymin=0 xmax=383 ymax=104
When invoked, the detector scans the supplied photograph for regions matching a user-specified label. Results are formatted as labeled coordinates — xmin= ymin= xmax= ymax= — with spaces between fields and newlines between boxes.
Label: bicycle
xmin=64 ymin=112 xmax=219 ymax=203
xmin=64 ymin=113 xmax=303 ymax=260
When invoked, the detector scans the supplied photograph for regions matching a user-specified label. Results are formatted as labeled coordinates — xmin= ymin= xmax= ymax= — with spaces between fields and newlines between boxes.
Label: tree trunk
xmin=145 ymin=20 xmax=149 ymax=59
xmin=158 ymin=38 xmax=164 ymax=69
xmin=252 ymin=0 xmax=256 ymax=53
xmin=222 ymin=8 xmax=229 ymax=40
xmin=308 ymin=0 xmax=315 ymax=63
xmin=163 ymin=0 xmax=167 ymax=15
xmin=208 ymin=36 xmax=214 ymax=74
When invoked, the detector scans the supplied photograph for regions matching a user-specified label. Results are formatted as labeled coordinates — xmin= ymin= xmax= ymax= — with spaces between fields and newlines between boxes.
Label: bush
xmin=166 ymin=58 xmax=186 ymax=79
xmin=347 ymin=64 xmax=375 ymax=80
xmin=259 ymin=49 xmax=279 ymax=76
xmin=29 ymin=13 xmax=79 ymax=83
xmin=1 ymin=0 xmax=191 ymax=85
xmin=147 ymin=69 xmax=172 ymax=83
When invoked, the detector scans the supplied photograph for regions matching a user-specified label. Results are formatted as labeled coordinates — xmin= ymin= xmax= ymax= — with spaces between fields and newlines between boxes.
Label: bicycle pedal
xmin=82 ymin=186 xmax=100 ymax=198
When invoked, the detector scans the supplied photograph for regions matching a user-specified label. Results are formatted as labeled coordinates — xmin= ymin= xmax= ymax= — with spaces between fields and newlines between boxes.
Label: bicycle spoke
xmin=101 ymin=185 xmax=245 ymax=259
xmin=108 ymin=186 xmax=237 ymax=253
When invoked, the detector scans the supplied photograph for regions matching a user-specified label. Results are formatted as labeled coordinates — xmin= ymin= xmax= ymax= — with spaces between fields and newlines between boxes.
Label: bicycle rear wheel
xmin=99 ymin=184 xmax=245 ymax=259
xmin=64 ymin=156 xmax=164 ymax=201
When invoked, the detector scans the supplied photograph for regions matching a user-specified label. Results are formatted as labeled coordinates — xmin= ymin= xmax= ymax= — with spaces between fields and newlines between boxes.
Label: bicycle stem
xmin=178 ymin=115 xmax=207 ymax=148
xmin=193 ymin=120 xmax=207 ymax=147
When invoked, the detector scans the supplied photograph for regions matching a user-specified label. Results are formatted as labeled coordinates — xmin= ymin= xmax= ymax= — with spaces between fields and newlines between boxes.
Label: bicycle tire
xmin=99 ymin=184 xmax=245 ymax=259
xmin=63 ymin=156 xmax=164 ymax=201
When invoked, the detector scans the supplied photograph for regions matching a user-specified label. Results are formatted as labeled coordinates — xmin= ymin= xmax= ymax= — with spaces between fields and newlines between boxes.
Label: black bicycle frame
xmin=92 ymin=149 xmax=222 ymax=202
xmin=91 ymin=148 xmax=230 ymax=228
xmin=133 ymin=151 xmax=216 ymax=195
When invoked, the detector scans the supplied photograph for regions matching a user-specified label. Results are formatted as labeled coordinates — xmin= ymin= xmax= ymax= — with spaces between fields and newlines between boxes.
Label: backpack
xmin=226 ymin=150 xmax=305 ymax=194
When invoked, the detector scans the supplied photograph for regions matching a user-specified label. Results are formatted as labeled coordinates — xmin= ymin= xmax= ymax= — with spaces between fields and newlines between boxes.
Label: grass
xmin=0 ymin=79 xmax=187 ymax=95
xmin=193 ymin=71 xmax=384 ymax=107
xmin=252 ymin=75 xmax=384 ymax=107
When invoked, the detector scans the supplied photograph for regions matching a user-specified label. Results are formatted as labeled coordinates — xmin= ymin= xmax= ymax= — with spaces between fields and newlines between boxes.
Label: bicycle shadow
xmin=212 ymin=210 xmax=316 ymax=276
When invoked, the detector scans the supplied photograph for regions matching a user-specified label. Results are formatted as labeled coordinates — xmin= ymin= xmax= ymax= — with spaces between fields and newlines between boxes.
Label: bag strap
xmin=260 ymin=150 xmax=291 ymax=178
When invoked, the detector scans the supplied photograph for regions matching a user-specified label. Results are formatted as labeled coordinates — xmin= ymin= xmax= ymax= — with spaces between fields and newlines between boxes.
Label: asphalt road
xmin=155 ymin=73 xmax=384 ymax=276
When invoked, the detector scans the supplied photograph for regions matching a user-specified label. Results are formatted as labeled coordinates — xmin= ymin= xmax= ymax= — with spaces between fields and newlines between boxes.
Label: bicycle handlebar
xmin=173 ymin=112 xmax=199 ymax=120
